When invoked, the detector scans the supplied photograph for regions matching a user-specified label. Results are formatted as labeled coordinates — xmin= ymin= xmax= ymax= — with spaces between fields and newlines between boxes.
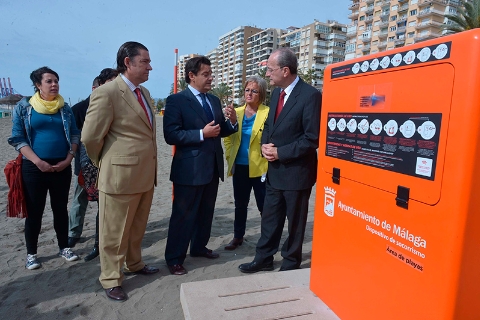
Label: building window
xmin=411 ymin=0 xmax=418 ymax=3
xmin=410 ymin=9 xmax=417 ymax=16
xmin=360 ymin=15 xmax=366 ymax=21
xmin=391 ymin=15 xmax=397 ymax=21
xmin=391 ymin=5 xmax=398 ymax=11
xmin=408 ymin=32 xmax=415 ymax=38
xmin=408 ymin=21 xmax=416 ymax=27
xmin=390 ymin=26 xmax=397 ymax=32
xmin=388 ymin=36 xmax=395 ymax=42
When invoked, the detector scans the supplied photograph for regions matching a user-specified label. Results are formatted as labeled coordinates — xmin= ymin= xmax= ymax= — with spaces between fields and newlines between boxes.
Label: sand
xmin=0 ymin=116 xmax=317 ymax=320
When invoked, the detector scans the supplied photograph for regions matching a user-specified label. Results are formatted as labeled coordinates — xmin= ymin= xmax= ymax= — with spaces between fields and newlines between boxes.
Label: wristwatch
xmin=68 ymin=150 xmax=75 ymax=157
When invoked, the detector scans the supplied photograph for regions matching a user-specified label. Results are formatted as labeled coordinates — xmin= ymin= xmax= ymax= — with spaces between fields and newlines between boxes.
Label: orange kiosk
xmin=311 ymin=30 xmax=480 ymax=319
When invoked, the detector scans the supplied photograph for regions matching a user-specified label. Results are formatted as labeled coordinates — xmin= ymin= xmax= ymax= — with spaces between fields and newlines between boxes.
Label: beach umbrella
xmin=0 ymin=94 xmax=23 ymax=105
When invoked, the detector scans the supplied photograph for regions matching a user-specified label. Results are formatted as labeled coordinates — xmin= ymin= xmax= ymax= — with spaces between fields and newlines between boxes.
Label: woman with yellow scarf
xmin=8 ymin=67 xmax=81 ymax=270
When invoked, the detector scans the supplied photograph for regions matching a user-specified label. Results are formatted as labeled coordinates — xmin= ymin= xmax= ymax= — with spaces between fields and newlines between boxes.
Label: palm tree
xmin=443 ymin=0 xmax=480 ymax=34
xmin=210 ymin=83 xmax=232 ymax=106
xmin=258 ymin=67 xmax=273 ymax=106
xmin=299 ymin=68 xmax=317 ymax=86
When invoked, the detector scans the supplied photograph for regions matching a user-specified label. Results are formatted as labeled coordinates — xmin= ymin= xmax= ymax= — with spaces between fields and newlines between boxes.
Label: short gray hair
xmin=274 ymin=47 xmax=297 ymax=75
xmin=245 ymin=75 xmax=267 ymax=104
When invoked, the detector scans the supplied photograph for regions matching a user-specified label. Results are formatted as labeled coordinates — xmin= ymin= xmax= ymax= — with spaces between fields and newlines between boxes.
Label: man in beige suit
xmin=82 ymin=41 xmax=158 ymax=302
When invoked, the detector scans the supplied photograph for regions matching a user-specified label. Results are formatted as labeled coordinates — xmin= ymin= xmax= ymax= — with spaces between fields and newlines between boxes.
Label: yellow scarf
xmin=29 ymin=92 xmax=65 ymax=114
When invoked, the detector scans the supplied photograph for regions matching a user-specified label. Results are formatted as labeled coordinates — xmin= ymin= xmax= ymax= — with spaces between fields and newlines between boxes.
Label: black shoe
xmin=68 ymin=237 xmax=79 ymax=248
xmin=84 ymin=246 xmax=99 ymax=262
xmin=238 ymin=260 xmax=274 ymax=273
xmin=279 ymin=266 xmax=301 ymax=272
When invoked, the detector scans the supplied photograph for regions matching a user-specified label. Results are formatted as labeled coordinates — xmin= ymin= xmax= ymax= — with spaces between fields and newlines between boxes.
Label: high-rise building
xmin=205 ymin=48 xmax=219 ymax=88
xmin=216 ymin=26 xmax=262 ymax=103
xmin=246 ymin=28 xmax=287 ymax=78
xmin=281 ymin=20 xmax=347 ymax=90
xmin=346 ymin=0 xmax=462 ymax=60
xmin=177 ymin=53 xmax=200 ymax=84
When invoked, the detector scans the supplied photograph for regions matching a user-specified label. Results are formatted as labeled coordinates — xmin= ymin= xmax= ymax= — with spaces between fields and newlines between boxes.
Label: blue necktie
xmin=200 ymin=93 xmax=214 ymax=123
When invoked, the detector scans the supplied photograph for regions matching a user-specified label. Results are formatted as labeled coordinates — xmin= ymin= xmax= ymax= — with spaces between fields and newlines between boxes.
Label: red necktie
xmin=274 ymin=90 xmax=286 ymax=122
xmin=134 ymin=88 xmax=151 ymax=127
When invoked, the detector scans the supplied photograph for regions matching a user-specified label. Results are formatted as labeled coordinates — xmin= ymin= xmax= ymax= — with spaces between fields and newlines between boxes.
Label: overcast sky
xmin=0 ymin=0 xmax=350 ymax=103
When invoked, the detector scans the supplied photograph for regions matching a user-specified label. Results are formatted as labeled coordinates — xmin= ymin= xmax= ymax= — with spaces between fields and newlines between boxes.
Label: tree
xmin=169 ymin=79 xmax=188 ymax=95
xmin=210 ymin=83 xmax=232 ymax=106
xmin=257 ymin=67 xmax=273 ymax=106
xmin=155 ymin=98 xmax=166 ymax=113
xmin=299 ymin=68 xmax=317 ymax=86
xmin=443 ymin=0 xmax=480 ymax=34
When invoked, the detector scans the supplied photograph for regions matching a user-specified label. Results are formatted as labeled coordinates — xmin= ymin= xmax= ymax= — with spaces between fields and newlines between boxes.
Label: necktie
xmin=200 ymin=93 xmax=214 ymax=123
xmin=274 ymin=90 xmax=286 ymax=122
xmin=134 ymin=88 xmax=151 ymax=127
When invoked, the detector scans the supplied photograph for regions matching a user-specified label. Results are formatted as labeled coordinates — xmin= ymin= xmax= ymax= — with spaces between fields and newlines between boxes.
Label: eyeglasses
xmin=244 ymin=88 xmax=259 ymax=94
xmin=266 ymin=67 xmax=281 ymax=73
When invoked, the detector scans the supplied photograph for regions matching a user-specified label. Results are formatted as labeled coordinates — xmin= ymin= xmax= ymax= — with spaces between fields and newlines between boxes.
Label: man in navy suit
xmin=163 ymin=56 xmax=237 ymax=275
xmin=239 ymin=47 xmax=322 ymax=273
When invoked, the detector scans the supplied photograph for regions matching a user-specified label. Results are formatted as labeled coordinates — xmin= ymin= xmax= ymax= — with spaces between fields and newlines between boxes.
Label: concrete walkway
xmin=180 ymin=268 xmax=339 ymax=320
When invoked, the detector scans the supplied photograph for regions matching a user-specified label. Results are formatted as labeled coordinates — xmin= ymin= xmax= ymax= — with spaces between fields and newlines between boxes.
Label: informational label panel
xmin=326 ymin=113 xmax=442 ymax=180
xmin=331 ymin=42 xmax=452 ymax=79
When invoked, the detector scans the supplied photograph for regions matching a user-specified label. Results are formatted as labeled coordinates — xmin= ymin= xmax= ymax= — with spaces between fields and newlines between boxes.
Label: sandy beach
xmin=0 ymin=116 xmax=317 ymax=320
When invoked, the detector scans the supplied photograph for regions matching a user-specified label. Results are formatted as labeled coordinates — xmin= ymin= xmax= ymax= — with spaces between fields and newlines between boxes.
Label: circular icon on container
xmin=347 ymin=119 xmax=357 ymax=133
xmin=392 ymin=53 xmax=403 ymax=67
xmin=370 ymin=58 xmax=379 ymax=71
xmin=417 ymin=47 xmax=431 ymax=62
xmin=418 ymin=121 xmax=436 ymax=140
xmin=358 ymin=119 xmax=369 ymax=134
xmin=328 ymin=118 xmax=337 ymax=131
xmin=361 ymin=61 xmax=370 ymax=72
xmin=352 ymin=63 xmax=360 ymax=74
xmin=403 ymin=50 xmax=416 ymax=64
xmin=433 ymin=43 xmax=448 ymax=59
xmin=370 ymin=119 xmax=383 ymax=135
xmin=337 ymin=118 xmax=347 ymax=132
xmin=380 ymin=56 xmax=391 ymax=69
xmin=384 ymin=120 xmax=398 ymax=136
xmin=399 ymin=120 xmax=416 ymax=138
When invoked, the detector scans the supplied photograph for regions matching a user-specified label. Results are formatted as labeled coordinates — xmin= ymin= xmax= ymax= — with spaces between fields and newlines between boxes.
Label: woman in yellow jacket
xmin=224 ymin=75 xmax=269 ymax=250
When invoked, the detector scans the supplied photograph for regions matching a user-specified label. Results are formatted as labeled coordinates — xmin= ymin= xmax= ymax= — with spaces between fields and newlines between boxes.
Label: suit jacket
xmin=261 ymin=78 xmax=322 ymax=190
xmin=71 ymin=95 xmax=90 ymax=175
xmin=224 ymin=104 xmax=269 ymax=178
xmin=163 ymin=87 xmax=237 ymax=186
xmin=81 ymin=76 xmax=157 ymax=194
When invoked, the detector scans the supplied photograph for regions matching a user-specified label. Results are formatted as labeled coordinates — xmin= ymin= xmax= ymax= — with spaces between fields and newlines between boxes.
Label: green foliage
xmin=155 ymin=98 xmax=166 ymax=112
xmin=443 ymin=0 xmax=480 ymax=34
xmin=210 ymin=83 xmax=232 ymax=106
xmin=257 ymin=67 xmax=273 ymax=106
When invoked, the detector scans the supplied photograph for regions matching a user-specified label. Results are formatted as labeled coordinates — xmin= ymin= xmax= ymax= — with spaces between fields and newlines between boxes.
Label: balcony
xmin=418 ymin=9 xmax=445 ymax=18
xmin=398 ymin=0 xmax=408 ymax=3
xmin=378 ymin=31 xmax=389 ymax=39
xmin=418 ymin=0 xmax=456 ymax=8
xmin=362 ymin=44 xmax=371 ymax=52
xmin=380 ymin=0 xmax=391 ymax=7
xmin=397 ymin=16 xmax=407 ymax=24
xmin=377 ymin=41 xmax=387 ymax=49
xmin=349 ymin=11 xmax=359 ymax=19
xmin=365 ymin=16 xmax=374 ymax=22
xmin=415 ymin=31 xmax=442 ymax=42
xmin=365 ymin=7 xmax=374 ymax=14
xmin=394 ymin=38 xmax=405 ymax=46
xmin=366 ymin=0 xmax=374 ymax=4
xmin=379 ymin=20 xmax=390 ymax=28
xmin=362 ymin=36 xmax=372 ymax=43
xmin=349 ymin=2 xmax=359 ymax=10
xmin=398 ymin=4 xmax=409 ymax=13
xmin=415 ymin=20 xmax=444 ymax=30
xmin=396 ymin=26 xmax=406 ymax=34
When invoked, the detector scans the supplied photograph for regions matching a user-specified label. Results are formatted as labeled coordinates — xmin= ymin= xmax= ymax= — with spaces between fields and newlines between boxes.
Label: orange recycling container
xmin=310 ymin=29 xmax=480 ymax=320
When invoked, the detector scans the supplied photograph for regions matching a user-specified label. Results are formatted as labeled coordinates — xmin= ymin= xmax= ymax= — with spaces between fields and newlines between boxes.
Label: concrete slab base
xmin=180 ymin=268 xmax=339 ymax=320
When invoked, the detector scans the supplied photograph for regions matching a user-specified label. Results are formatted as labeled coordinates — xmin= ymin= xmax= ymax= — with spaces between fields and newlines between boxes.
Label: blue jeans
xmin=68 ymin=177 xmax=88 ymax=238
xmin=22 ymin=159 xmax=72 ymax=254
xmin=232 ymin=164 xmax=265 ymax=239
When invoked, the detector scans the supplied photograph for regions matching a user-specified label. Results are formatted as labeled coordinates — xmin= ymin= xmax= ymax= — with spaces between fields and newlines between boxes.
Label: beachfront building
xmin=246 ymin=28 xmax=287 ymax=78
xmin=205 ymin=48 xmax=219 ymax=88
xmin=345 ymin=0 xmax=462 ymax=60
xmin=216 ymin=26 xmax=262 ymax=104
xmin=280 ymin=20 xmax=347 ymax=90
xmin=177 ymin=53 xmax=200 ymax=84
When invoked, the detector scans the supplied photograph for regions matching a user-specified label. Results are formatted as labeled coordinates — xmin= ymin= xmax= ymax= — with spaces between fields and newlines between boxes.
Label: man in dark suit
xmin=163 ymin=56 xmax=237 ymax=275
xmin=239 ymin=47 xmax=321 ymax=273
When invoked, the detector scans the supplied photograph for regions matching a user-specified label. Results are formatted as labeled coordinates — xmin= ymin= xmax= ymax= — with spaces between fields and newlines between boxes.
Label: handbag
xmin=4 ymin=153 xmax=28 ymax=218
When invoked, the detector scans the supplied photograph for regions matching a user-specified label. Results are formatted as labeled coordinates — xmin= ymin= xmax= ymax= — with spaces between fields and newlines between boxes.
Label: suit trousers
xmin=165 ymin=175 xmax=219 ymax=266
xmin=98 ymin=187 xmax=154 ymax=289
xmin=232 ymin=164 xmax=265 ymax=239
xmin=254 ymin=180 xmax=312 ymax=270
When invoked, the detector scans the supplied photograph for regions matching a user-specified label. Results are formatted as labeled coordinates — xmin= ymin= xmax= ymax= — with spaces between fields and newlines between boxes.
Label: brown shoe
xmin=105 ymin=286 xmax=127 ymax=301
xmin=225 ymin=238 xmax=244 ymax=250
xmin=168 ymin=264 xmax=187 ymax=275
